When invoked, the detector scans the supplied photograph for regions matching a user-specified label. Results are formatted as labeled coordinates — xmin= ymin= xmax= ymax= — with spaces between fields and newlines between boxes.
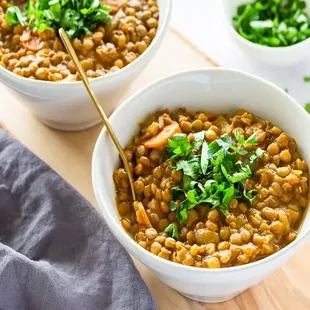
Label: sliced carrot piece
xmin=144 ymin=121 xmax=181 ymax=149
xmin=136 ymin=210 xmax=142 ymax=224
xmin=156 ymin=144 xmax=166 ymax=152
xmin=138 ymin=204 xmax=152 ymax=228
xmin=134 ymin=202 xmax=152 ymax=228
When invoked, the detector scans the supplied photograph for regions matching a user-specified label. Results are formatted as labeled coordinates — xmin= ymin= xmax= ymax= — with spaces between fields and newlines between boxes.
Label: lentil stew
xmin=113 ymin=108 xmax=309 ymax=268
xmin=0 ymin=0 xmax=159 ymax=81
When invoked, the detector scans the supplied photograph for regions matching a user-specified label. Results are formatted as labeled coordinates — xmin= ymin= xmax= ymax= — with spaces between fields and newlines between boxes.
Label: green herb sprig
xmin=5 ymin=0 xmax=111 ymax=38
xmin=164 ymin=223 xmax=179 ymax=240
xmin=233 ymin=0 xmax=310 ymax=47
xmin=5 ymin=6 xmax=26 ymax=26
xmin=167 ymin=131 xmax=264 ymax=223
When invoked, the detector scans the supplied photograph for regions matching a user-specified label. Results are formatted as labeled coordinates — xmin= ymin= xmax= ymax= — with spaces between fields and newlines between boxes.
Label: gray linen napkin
xmin=0 ymin=129 xmax=156 ymax=310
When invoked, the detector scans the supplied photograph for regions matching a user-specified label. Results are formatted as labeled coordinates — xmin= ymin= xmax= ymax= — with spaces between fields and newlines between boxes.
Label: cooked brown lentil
xmin=114 ymin=108 xmax=309 ymax=268
xmin=0 ymin=0 xmax=159 ymax=81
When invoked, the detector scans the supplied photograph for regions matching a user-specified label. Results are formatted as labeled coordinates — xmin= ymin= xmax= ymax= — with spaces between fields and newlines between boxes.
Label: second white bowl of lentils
xmin=0 ymin=0 xmax=171 ymax=130
xmin=92 ymin=68 xmax=310 ymax=303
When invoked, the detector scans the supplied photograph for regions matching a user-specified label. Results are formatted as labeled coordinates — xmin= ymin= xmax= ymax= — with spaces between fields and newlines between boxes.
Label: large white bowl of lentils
xmin=92 ymin=68 xmax=310 ymax=303
xmin=0 ymin=0 xmax=172 ymax=130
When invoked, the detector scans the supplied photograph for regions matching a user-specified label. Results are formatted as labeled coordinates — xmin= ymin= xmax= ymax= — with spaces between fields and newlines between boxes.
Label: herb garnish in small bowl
xmin=222 ymin=0 xmax=310 ymax=65
xmin=233 ymin=0 xmax=310 ymax=47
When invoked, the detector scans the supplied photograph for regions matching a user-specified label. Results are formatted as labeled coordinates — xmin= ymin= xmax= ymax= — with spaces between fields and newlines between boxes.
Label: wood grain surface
xmin=0 ymin=28 xmax=309 ymax=310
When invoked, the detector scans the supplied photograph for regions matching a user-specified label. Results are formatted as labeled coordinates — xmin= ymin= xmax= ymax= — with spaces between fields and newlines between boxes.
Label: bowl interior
xmin=93 ymin=68 xmax=310 ymax=255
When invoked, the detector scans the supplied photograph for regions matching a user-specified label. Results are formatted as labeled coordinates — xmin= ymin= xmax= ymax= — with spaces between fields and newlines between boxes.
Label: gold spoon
xmin=59 ymin=28 xmax=136 ymax=201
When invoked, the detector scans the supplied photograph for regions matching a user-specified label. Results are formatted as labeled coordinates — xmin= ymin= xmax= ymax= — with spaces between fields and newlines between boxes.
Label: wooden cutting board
xmin=0 ymin=29 xmax=309 ymax=310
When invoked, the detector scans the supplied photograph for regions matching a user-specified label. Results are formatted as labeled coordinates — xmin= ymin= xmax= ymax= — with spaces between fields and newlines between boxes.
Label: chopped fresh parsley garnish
xmin=167 ymin=134 xmax=192 ymax=158
xmin=5 ymin=0 xmax=112 ymax=38
xmin=304 ymin=76 xmax=310 ymax=82
xmin=167 ymin=131 xmax=265 ymax=222
xmin=192 ymin=131 xmax=205 ymax=152
xmin=234 ymin=131 xmax=259 ymax=148
xmin=233 ymin=0 xmax=310 ymax=47
xmin=176 ymin=157 xmax=201 ymax=180
xmin=249 ymin=148 xmax=265 ymax=164
xmin=305 ymin=103 xmax=310 ymax=113
xmin=164 ymin=223 xmax=179 ymax=240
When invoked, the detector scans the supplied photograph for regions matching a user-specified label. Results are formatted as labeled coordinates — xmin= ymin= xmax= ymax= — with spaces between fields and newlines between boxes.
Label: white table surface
xmin=171 ymin=0 xmax=310 ymax=109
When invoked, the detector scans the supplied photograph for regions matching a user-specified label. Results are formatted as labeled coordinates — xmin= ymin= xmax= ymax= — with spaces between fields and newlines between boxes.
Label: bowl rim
xmin=92 ymin=67 xmax=310 ymax=274
xmin=221 ymin=0 xmax=310 ymax=52
xmin=0 ymin=0 xmax=172 ymax=87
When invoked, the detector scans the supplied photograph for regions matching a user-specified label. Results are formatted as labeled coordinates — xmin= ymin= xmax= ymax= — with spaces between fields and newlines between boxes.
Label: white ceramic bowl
xmin=221 ymin=0 xmax=310 ymax=66
xmin=92 ymin=68 xmax=310 ymax=303
xmin=0 ymin=0 xmax=172 ymax=131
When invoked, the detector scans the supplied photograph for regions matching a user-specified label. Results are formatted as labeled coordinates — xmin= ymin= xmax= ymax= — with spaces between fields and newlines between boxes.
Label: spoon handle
xmin=59 ymin=28 xmax=136 ymax=201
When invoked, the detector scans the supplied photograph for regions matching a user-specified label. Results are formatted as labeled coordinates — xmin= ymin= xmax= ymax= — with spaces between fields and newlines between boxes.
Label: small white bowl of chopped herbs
xmin=222 ymin=0 xmax=310 ymax=66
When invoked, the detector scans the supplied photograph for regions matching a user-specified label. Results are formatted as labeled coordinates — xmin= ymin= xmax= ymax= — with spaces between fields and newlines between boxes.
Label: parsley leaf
xmin=222 ymin=153 xmax=236 ymax=169
xmin=304 ymin=76 xmax=310 ymax=82
xmin=243 ymin=187 xmax=257 ymax=203
xmin=216 ymin=134 xmax=233 ymax=152
xmin=245 ymin=132 xmax=259 ymax=146
xmin=204 ymin=179 xmax=216 ymax=190
xmin=192 ymin=131 xmax=205 ymax=152
xmin=249 ymin=148 xmax=265 ymax=164
xmin=176 ymin=156 xmax=201 ymax=180
xmin=182 ymin=175 xmax=192 ymax=191
xmin=220 ymin=164 xmax=230 ymax=182
xmin=167 ymin=134 xmax=192 ymax=159
xmin=169 ymin=201 xmax=177 ymax=212
xmin=200 ymin=141 xmax=209 ymax=174
xmin=234 ymin=131 xmax=259 ymax=147
xmin=186 ymin=189 xmax=199 ymax=204
xmin=219 ymin=204 xmax=229 ymax=217
xmin=5 ymin=6 xmax=26 ymax=26
xmin=164 ymin=223 xmax=179 ymax=240
xmin=222 ymin=185 xmax=235 ymax=207
xmin=171 ymin=186 xmax=184 ymax=199
xmin=230 ymin=172 xmax=248 ymax=183
xmin=211 ymin=148 xmax=225 ymax=167
xmin=207 ymin=140 xmax=221 ymax=158
xmin=177 ymin=200 xmax=190 ymax=222
xmin=234 ymin=130 xmax=245 ymax=145
xmin=189 ymin=180 xmax=205 ymax=193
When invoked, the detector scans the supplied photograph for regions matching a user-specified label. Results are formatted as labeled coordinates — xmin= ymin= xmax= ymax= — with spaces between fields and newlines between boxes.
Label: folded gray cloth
xmin=0 ymin=129 xmax=156 ymax=310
